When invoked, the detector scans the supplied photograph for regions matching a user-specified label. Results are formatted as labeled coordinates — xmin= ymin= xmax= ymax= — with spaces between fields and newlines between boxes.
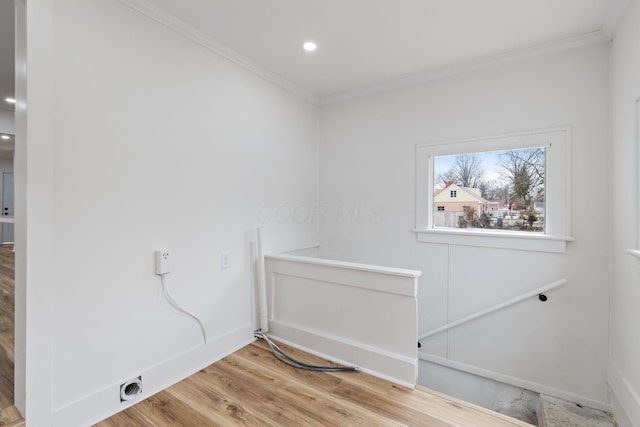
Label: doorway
xmin=2 ymin=172 xmax=14 ymax=243
xmin=0 ymin=161 xmax=15 ymax=413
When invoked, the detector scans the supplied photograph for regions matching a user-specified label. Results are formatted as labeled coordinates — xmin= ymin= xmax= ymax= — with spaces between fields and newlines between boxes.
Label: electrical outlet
xmin=221 ymin=252 xmax=231 ymax=269
xmin=155 ymin=249 xmax=170 ymax=275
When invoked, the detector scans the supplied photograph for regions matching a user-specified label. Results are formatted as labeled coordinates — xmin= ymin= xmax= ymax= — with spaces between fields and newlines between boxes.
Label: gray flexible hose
xmin=254 ymin=330 xmax=359 ymax=372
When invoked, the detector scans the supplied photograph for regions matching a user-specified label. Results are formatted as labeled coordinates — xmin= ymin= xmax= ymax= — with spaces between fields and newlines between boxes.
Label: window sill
xmin=413 ymin=228 xmax=574 ymax=253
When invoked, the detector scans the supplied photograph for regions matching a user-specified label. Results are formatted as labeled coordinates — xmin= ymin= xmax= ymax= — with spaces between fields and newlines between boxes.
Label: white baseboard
xmin=52 ymin=323 xmax=254 ymax=427
xmin=269 ymin=320 xmax=417 ymax=388
xmin=420 ymin=352 xmax=610 ymax=412
xmin=608 ymin=360 xmax=640 ymax=426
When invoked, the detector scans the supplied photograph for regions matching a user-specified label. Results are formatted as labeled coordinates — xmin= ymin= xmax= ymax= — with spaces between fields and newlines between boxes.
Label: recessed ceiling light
xmin=303 ymin=42 xmax=317 ymax=52
xmin=0 ymin=135 xmax=9 ymax=140
xmin=5 ymin=97 xmax=15 ymax=104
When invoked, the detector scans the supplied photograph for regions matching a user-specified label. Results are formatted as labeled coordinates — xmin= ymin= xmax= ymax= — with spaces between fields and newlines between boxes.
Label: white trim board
xmin=118 ymin=0 xmax=611 ymax=108
xmin=53 ymin=324 xmax=253 ymax=427
xmin=322 ymin=32 xmax=609 ymax=105
xmin=270 ymin=320 xmax=418 ymax=389
xmin=608 ymin=360 xmax=640 ymax=426
xmin=415 ymin=127 xmax=572 ymax=253
xmin=419 ymin=352 xmax=611 ymax=412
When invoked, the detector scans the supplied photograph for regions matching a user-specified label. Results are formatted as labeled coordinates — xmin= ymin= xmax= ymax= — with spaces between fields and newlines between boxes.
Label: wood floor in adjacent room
xmin=96 ymin=339 xmax=534 ymax=427
xmin=0 ymin=244 xmax=23 ymax=427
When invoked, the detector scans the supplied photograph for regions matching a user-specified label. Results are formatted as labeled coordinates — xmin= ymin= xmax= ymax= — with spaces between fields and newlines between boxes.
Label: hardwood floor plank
xmin=215 ymin=351 xmax=289 ymax=391
xmin=276 ymin=374 xmax=406 ymax=426
xmin=230 ymin=340 xmax=345 ymax=394
xmin=92 ymin=406 xmax=156 ymax=427
xmin=398 ymin=386 xmax=534 ymax=427
xmin=0 ymin=405 xmax=23 ymax=427
xmin=216 ymin=352 xmax=399 ymax=427
xmin=127 ymin=391 xmax=213 ymax=427
xmin=0 ymin=245 xmax=14 ymax=412
xmin=0 ymin=350 xmax=13 ymax=410
xmin=199 ymin=360 xmax=324 ymax=426
xmin=227 ymin=348 xmax=445 ymax=426
xmin=331 ymin=379 xmax=455 ymax=426
xmin=167 ymin=373 xmax=282 ymax=426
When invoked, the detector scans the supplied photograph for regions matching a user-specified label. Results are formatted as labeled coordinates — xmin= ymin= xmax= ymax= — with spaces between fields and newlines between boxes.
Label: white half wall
xmin=319 ymin=43 xmax=611 ymax=408
xmin=265 ymin=253 xmax=421 ymax=387
xmin=610 ymin=0 xmax=640 ymax=425
xmin=23 ymin=0 xmax=319 ymax=424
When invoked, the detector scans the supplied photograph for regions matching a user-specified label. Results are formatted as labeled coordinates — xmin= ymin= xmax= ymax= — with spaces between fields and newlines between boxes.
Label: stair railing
xmin=418 ymin=279 xmax=567 ymax=343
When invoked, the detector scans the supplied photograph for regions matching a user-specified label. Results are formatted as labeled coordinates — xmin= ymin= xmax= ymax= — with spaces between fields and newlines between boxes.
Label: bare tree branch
xmin=436 ymin=154 xmax=486 ymax=189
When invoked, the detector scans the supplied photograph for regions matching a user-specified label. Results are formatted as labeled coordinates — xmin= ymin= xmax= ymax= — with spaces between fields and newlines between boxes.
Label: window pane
xmin=433 ymin=148 xmax=545 ymax=232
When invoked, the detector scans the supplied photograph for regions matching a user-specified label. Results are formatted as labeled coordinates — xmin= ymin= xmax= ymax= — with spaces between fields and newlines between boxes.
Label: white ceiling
xmin=0 ymin=0 xmax=14 ymax=113
xmin=141 ymin=0 xmax=621 ymax=102
xmin=0 ymin=0 xmax=14 ymax=158
xmin=0 ymin=1 xmax=626 ymax=109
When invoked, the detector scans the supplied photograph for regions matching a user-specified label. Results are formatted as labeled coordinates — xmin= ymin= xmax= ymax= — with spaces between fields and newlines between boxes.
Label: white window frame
xmin=415 ymin=127 xmax=573 ymax=253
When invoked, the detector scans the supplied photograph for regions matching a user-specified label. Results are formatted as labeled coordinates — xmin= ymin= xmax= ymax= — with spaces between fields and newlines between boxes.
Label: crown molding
xmin=321 ymin=31 xmax=609 ymax=106
xmin=602 ymin=0 xmax=630 ymax=39
xmin=119 ymin=0 xmax=319 ymax=105
xmin=119 ymin=0 xmax=616 ymax=108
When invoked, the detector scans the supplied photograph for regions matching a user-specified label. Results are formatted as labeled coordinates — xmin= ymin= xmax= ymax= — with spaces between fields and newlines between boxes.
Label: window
xmin=415 ymin=128 xmax=572 ymax=253
xmin=434 ymin=148 xmax=545 ymax=232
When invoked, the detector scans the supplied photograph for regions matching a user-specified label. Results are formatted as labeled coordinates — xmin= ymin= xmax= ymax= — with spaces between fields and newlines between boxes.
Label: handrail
xmin=627 ymin=248 xmax=640 ymax=259
xmin=418 ymin=279 xmax=567 ymax=341
xmin=265 ymin=253 xmax=422 ymax=278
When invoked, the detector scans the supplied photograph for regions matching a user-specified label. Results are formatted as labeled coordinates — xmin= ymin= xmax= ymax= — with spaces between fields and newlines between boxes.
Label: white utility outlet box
xmin=155 ymin=249 xmax=170 ymax=275
xmin=120 ymin=376 xmax=143 ymax=402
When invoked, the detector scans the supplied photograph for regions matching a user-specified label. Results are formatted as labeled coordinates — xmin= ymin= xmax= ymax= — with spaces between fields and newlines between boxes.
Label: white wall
xmin=0 ymin=159 xmax=14 ymax=243
xmin=319 ymin=43 xmax=611 ymax=408
xmin=609 ymin=1 xmax=640 ymax=425
xmin=0 ymin=111 xmax=15 ymax=243
xmin=23 ymin=0 xmax=318 ymax=424
xmin=0 ymin=110 xmax=14 ymax=134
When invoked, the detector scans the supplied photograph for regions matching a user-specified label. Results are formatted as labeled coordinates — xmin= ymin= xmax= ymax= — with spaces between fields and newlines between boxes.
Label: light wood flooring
xmin=0 ymin=244 xmax=23 ymax=427
xmin=0 ymin=404 xmax=23 ymax=427
xmin=0 ymin=244 xmax=15 ymax=410
xmin=96 ymin=339 xmax=534 ymax=426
